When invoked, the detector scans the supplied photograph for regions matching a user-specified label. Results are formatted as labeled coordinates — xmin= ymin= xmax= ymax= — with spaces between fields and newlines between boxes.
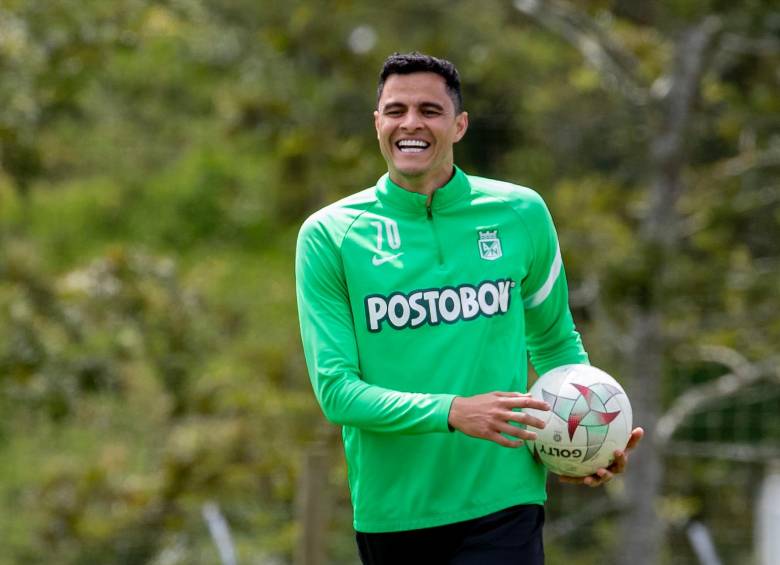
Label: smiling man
xmin=295 ymin=52 xmax=642 ymax=565
xmin=374 ymin=69 xmax=467 ymax=195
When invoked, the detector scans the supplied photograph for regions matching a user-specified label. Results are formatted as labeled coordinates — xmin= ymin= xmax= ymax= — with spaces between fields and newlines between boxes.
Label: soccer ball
xmin=524 ymin=364 xmax=632 ymax=477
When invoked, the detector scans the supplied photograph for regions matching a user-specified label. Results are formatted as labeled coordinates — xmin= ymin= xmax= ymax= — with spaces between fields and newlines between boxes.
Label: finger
xmin=584 ymin=476 xmax=601 ymax=487
xmin=625 ymin=427 xmax=644 ymax=450
xmin=585 ymin=468 xmax=613 ymax=487
xmin=505 ymin=411 xmax=546 ymax=430
xmin=496 ymin=422 xmax=536 ymax=441
xmin=610 ymin=450 xmax=628 ymax=474
xmin=502 ymin=396 xmax=551 ymax=411
xmin=490 ymin=432 xmax=524 ymax=448
xmin=494 ymin=391 xmax=524 ymax=398
xmin=558 ymin=475 xmax=586 ymax=484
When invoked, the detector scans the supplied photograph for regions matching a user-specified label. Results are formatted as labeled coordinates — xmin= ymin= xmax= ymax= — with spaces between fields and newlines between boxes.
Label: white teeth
xmin=396 ymin=139 xmax=430 ymax=153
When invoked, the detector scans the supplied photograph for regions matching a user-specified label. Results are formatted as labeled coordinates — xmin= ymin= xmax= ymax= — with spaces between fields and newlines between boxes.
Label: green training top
xmin=295 ymin=166 xmax=588 ymax=533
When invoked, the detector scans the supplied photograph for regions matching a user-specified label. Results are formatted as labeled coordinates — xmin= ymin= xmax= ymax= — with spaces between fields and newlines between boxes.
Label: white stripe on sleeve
xmin=523 ymin=245 xmax=562 ymax=309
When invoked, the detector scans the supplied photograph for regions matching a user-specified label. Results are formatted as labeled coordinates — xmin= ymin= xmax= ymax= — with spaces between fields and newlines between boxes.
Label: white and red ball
xmin=524 ymin=364 xmax=632 ymax=477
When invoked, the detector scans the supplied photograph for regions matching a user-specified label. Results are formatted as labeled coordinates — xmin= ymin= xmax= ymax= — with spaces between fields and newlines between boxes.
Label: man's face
xmin=374 ymin=72 xmax=468 ymax=187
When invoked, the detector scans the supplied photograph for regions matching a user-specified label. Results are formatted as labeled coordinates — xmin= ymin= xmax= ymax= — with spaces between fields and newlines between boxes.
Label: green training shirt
xmin=295 ymin=166 xmax=588 ymax=533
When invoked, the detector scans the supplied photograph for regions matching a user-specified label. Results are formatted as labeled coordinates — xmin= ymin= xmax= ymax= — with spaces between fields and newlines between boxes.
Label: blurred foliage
xmin=0 ymin=0 xmax=778 ymax=563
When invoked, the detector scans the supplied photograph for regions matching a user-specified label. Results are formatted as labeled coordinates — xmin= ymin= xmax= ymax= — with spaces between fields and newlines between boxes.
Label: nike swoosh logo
xmin=372 ymin=252 xmax=404 ymax=266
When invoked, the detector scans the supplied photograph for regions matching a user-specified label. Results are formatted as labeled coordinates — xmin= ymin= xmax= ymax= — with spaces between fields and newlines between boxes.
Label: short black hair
xmin=377 ymin=52 xmax=463 ymax=114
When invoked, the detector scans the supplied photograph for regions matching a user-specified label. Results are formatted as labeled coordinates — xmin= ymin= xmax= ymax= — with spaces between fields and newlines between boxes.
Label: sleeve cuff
xmin=441 ymin=394 xmax=457 ymax=432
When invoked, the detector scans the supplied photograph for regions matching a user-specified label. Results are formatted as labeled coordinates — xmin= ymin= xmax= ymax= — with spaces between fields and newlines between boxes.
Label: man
xmin=295 ymin=52 xmax=642 ymax=565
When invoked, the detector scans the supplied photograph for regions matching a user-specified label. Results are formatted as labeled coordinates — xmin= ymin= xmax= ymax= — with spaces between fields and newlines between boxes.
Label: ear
xmin=453 ymin=111 xmax=469 ymax=143
xmin=373 ymin=110 xmax=381 ymax=140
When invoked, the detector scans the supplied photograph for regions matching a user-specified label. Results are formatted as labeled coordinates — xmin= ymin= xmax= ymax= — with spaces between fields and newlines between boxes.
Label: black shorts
xmin=355 ymin=504 xmax=544 ymax=565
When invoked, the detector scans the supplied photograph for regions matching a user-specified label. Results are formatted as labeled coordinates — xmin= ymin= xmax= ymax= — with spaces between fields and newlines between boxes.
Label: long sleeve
xmin=295 ymin=214 xmax=455 ymax=434
xmin=519 ymin=193 xmax=589 ymax=376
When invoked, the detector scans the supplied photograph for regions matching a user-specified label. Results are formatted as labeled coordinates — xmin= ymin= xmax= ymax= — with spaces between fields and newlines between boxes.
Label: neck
xmin=389 ymin=165 xmax=456 ymax=198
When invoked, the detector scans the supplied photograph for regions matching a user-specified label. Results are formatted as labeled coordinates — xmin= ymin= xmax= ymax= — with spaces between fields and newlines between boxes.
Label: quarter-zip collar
xmin=375 ymin=165 xmax=471 ymax=216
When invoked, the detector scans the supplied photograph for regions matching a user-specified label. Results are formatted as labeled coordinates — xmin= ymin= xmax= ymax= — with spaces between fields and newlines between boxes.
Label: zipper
xmin=426 ymin=198 xmax=444 ymax=265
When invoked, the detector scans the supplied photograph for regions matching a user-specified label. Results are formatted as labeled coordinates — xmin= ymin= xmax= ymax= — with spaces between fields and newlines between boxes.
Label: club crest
xmin=478 ymin=230 xmax=502 ymax=261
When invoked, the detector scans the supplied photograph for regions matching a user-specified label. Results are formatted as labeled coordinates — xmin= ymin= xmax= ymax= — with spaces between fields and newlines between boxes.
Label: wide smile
xmin=395 ymin=139 xmax=431 ymax=153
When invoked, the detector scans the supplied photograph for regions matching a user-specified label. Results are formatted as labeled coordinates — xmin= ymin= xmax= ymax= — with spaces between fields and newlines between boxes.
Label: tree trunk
xmin=617 ymin=309 xmax=665 ymax=565
xmin=294 ymin=441 xmax=330 ymax=565
xmin=617 ymin=17 xmax=721 ymax=565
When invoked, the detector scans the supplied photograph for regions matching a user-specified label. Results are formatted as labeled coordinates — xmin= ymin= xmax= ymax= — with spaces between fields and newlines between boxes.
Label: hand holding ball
xmin=523 ymin=364 xmax=633 ymax=477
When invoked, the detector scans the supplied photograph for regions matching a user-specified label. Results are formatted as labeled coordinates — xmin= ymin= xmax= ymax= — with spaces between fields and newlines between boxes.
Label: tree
xmin=515 ymin=1 xmax=779 ymax=563
xmin=1 ymin=1 xmax=777 ymax=563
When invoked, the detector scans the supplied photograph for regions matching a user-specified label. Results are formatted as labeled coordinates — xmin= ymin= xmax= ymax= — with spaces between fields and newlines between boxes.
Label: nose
xmin=400 ymin=108 xmax=422 ymax=131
